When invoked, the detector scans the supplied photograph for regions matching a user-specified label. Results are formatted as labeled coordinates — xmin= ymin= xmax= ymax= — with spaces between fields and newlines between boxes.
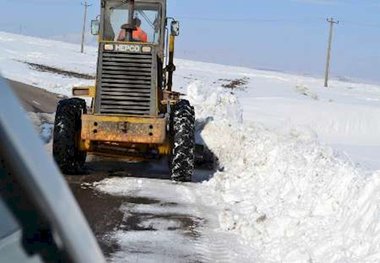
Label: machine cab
xmin=102 ymin=1 xmax=163 ymax=45
xmin=90 ymin=0 xmax=167 ymax=116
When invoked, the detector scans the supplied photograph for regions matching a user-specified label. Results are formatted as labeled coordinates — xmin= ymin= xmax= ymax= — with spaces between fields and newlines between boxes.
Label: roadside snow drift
xmin=188 ymin=81 xmax=380 ymax=263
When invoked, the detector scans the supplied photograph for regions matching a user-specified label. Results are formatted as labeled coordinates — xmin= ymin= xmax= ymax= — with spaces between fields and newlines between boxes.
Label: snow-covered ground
xmin=2 ymin=31 xmax=380 ymax=262
xmin=0 ymin=31 xmax=96 ymax=97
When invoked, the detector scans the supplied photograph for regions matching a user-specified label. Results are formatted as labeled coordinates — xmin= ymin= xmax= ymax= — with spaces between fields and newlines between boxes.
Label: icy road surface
xmin=67 ymin=158 xmax=256 ymax=263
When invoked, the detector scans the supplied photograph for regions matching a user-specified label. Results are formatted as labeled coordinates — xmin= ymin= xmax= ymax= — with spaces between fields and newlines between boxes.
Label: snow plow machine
xmin=53 ymin=0 xmax=198 ymax=182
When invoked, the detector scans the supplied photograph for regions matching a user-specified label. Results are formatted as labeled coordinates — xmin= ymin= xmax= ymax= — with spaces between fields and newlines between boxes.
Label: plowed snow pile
xmin=188 ymin=81 xmax=380 ymax=262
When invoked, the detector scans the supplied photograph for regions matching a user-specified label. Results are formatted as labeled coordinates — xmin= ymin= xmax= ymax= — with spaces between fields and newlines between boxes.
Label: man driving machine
xmin=117 ymin=17 xmax=148 ymax=42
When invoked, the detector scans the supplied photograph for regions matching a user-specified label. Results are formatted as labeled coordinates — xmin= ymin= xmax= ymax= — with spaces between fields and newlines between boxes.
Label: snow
xmin=171 ymin=60 xmax=380 ymax=171
xmin=0 ymin=31 xmax=96 ymax=97
xmin=2 ymin=31 xmax=380 ymax=262
xmin=94 ymin=176 xmax=257 ymax=262
xmin=187 ymin=83 xmax=380 ymax=262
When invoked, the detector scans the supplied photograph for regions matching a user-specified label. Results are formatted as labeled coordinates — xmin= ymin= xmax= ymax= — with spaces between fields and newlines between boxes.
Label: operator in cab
xmin=117 ymin=17 xmax=148 ymax=42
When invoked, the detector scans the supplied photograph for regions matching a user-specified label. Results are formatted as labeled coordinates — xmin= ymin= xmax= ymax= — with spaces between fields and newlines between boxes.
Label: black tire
xmin=170 ymin=100 xmax=195 ymax=182
xmin=53 ymin=98 xmax=87 ymax=174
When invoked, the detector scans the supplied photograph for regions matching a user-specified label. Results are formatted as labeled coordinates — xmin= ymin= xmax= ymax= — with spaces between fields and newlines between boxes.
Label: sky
xmin=1 ymin=0 xmax=380 ymax=83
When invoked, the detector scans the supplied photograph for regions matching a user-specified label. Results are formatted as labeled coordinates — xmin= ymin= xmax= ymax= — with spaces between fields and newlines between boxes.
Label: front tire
xmin=53 ymin=98 xmax=87 ymax=174
xmin=170 ymin=100 xmax=195 ymax=182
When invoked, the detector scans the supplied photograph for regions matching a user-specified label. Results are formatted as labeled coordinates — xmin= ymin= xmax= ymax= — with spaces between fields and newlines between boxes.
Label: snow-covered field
xmin=0 ymin=31 xmax=96 ymax=96
xmin=2 ymin=31 xmax=380 ymax=262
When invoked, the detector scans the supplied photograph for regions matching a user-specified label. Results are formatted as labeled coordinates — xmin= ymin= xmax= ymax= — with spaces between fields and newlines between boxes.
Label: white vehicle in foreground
xmin=0 ymin=77 xmax=105 ymax=263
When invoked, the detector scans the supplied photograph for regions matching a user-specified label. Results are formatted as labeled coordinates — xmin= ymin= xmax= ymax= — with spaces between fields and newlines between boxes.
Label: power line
xmin=178 ymin=16 xmax=380 ymax=29
xmin=178 ymin=16 xmax=325 ymax=24
xmin=341 ymin=20 xmax=380 ymax=28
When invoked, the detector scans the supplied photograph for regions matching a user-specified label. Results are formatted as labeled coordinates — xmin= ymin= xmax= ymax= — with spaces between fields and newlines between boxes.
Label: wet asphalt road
xmin=7 ymin=79 xmax=61 ymax=113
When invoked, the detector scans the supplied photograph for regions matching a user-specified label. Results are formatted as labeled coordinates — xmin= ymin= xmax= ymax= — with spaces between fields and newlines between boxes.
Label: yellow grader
xmin=53 ymin=0 xmax=195 ymax=182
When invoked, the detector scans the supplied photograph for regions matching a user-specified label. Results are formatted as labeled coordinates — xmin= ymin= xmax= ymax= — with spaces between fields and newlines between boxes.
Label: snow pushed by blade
xmin=94 ymin=177 xmax=257 ymax=262
xmin=187 ymin=81 xmax=380 ymax=262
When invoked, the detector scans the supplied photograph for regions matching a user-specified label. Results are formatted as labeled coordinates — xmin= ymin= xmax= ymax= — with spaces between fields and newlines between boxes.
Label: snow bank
xmin=188 ymin=81 xmax=380 ymax=263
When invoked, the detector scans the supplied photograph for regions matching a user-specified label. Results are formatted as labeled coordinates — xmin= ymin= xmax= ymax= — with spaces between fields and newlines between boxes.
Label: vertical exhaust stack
xmin=167 ymin=20 xmax=179 ymax=91
xmin=126 ymin=0 xmax=135 ymax=42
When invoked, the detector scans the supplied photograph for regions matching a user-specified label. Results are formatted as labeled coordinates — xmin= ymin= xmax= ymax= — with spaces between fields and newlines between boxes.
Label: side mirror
xmin=171 ymin=20 xmax=180 ymax=36
xmin=91 ymin=19 xmax=100 ymax=35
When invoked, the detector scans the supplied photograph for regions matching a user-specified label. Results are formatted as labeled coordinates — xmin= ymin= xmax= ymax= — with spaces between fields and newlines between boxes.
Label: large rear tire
xmin=170 ymin=100 xmax=195 ymax=182
xmin=53 ymin=98 xmax=87 ymax=174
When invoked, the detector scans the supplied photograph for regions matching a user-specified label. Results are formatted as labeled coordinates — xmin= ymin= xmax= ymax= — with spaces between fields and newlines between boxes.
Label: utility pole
xmin=81 ymin=1 xmax=92 ymax=53
xmin=324 ymin=17 xmax=339 ymax=87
